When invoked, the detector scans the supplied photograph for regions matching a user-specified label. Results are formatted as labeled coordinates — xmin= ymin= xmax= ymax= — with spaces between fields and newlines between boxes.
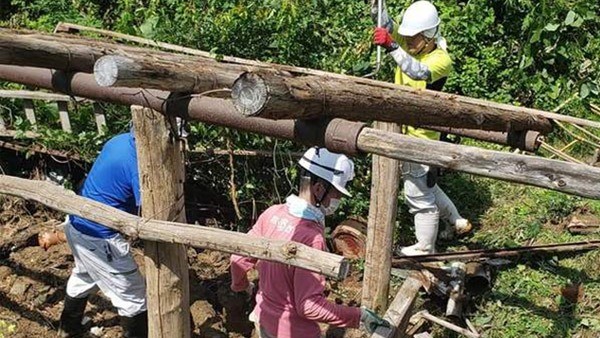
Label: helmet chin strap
xmin=314 ymin=182 xmax=332 ymax=208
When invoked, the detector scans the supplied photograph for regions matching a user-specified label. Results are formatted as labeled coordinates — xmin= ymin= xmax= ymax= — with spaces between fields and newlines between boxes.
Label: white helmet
xmin=398 ymin=1 xmax=440 ymax=37
xmin=298 ymin=147 xmax=355 ymax=197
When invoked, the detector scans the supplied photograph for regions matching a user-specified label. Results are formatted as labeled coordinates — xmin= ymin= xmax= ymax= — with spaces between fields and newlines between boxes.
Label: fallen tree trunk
xmin=391 ymin=240 xmax=600 ymax=265
xmin=0 ymin=175 xmax=349 ymax=280
xmin=2 ymin=66 xmax=600 ymax=199
xmin=231 ymin=71 xmax=553 ymax=133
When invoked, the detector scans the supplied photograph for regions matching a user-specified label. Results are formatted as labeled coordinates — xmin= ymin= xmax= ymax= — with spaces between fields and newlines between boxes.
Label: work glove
xmin=373 ymin=27 xmax=398 ymax=52
xmin=360 ymin=307 xmax=390 ymax=334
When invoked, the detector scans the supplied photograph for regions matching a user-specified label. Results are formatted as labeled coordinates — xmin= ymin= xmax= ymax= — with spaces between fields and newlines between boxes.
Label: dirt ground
xmin=0 ymin=196 xmax=367 ymax=338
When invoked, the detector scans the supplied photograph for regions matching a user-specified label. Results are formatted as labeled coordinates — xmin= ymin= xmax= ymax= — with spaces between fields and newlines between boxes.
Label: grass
xmin=425 ymin=172 xmax=600 ymax=337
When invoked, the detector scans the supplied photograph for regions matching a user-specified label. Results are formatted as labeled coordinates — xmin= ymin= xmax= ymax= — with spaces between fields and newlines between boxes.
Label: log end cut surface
xmin=94 ymin=55 xmax=127 ymax=87
xmin=231 ymin=72 xmax=268 ymax=116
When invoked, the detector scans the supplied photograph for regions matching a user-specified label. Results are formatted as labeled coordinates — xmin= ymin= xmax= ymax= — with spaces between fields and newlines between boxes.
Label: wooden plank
xmin=57 ymin=101 xmax=71 ymax=133
xmin=362 ymin=121 xmax=401 ymax=313
xmin=371 ymin=274 xmax=423 ymax=338
xmin=93 ymin=103 xmax=107 ymax=134
xmin=22 ymin=99 xmax=36 ymax=129
xmin=132 ymin=105 xmax=190 ymax=338
xmin=0 ymin=129 xmax=40 ymax=138
xmin=0 ymin=174 xmax=349 ymax=279
xmin=0 ymin=89 xmax=86 ymax=102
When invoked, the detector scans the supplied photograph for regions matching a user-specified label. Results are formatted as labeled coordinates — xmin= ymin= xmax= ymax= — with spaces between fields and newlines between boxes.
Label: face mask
xmin=322 ymin=198 xmax=341 ymax=216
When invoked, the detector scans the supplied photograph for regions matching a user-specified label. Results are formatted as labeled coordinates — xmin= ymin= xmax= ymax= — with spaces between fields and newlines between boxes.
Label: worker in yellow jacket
xmin=371 ymin=0 xmax=472 ymax=256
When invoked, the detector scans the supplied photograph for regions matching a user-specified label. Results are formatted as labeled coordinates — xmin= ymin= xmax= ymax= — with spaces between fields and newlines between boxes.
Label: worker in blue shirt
xmin=59 ymin=131 xmax=147 ymax=338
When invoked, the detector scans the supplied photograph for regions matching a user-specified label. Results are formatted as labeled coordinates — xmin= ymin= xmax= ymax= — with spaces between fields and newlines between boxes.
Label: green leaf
xmin=139 ymin=16 xmax=159 ymax=39
xmin=544 ymin=23 xmax=560 ymax=31
xmin=571 ymin=16 xmax=584 ymax=28
xmin=580 ymin=83 xmax=590 ymax=99
xmin=564 ymin=10 xmax=576 ymax=26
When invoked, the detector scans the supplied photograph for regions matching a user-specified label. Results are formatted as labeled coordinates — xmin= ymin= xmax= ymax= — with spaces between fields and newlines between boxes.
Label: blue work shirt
xmin=70 ymin=132 xmax=141 ymax=238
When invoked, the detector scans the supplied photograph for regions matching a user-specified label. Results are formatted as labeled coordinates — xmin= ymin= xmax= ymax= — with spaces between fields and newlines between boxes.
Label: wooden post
xmin=362 ymin=121 xmax=401 ymax=313
xmin=371 ymin=274 xmax=423 ymax=338
xmin=23 ymin=99 xmax=36 ymax=129
xmin=57 ymin=101 xmax=72 ymax=133
xmin=131 ymin=105 xmax=191 ymax=338
xmin=93 ymin=103 xmax=107 ymax=135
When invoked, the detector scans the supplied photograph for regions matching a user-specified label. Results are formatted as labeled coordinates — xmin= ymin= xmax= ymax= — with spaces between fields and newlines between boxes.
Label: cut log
xmin=3 ymin=66 xmax=600 ymax=199
xmin=94 ymin=54 xmax=252 ymax=93
xmin=357 ymin=128 xmax=600 ymax=199
xmin=0 ymin=174 xmax=349 ymax=280
xmin=132 ymin=106 xmax=191 ymax=338
xmin=362 ymin=121 xmax=401 ymax=314
xmin=231 ymin=71 xmax=553 ymax=133
xmin=371 ymin=274 xmax=423 ymax=338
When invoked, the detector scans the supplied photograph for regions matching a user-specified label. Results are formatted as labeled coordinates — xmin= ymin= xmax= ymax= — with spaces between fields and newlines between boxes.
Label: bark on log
xmin=371 ymin=274 xmax=423 ymax=338
xmin=132 ymin=106 xmax=190 ymax=338
xmin=357 ymin=128 xmax=600 ymax=199
xmin=94 ymin=54 xmax=255 ymax=92
xmin=362 ymin=122 xmax=401 ymax=314
xmin=0 ymin=175 xmax=349 ymax=279
xmin=2 ymin=66 xmax=600 ymax=199
xmin=231 ymin=71 xmax=554 ymax=133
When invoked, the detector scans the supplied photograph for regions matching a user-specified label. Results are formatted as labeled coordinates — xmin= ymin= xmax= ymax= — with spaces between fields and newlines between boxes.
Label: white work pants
xmin=64 ymin=222 xmax=147 ymax=317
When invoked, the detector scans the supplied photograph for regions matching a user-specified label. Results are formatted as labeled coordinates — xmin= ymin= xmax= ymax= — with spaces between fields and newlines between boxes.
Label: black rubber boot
xmin=120 ymin=310 xmax=148 ymax=338
xmin=58 ymin=295 xmax=88 ymax=338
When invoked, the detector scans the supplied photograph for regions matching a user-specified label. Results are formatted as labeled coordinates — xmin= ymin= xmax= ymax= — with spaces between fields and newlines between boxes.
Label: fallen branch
xmin=0 ymin=175 xmax=349 ymax=280
xmin=0 ymin=139 xmax=85 ymax=162
xmin=415 ymin=311 xmax=480 ymax=338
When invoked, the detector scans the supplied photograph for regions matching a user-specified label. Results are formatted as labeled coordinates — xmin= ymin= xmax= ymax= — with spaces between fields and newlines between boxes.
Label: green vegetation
xmin=1 ymin=0 xmax=600 ymax=336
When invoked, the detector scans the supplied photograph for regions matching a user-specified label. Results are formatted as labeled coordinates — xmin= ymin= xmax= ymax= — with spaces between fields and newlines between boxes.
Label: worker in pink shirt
xmin=230 ymin=147 xmax=389 ymax=337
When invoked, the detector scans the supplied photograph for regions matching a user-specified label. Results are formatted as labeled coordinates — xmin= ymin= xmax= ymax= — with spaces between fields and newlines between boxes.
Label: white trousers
xmin=65 ymin=222 xmax=147 ymax=317
xmin=402 ymin=162 xmax=461 ymax=223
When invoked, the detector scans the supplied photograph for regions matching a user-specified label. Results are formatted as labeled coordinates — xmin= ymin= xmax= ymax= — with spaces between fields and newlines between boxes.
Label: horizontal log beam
xmin=0 ymin=175 xmax=349 ymax=279
xmin=357 ymin=128 xmax=600 ymax=199
xmin=231 ymin=71 xmax=554 ymax=133
xmin=93 ymin=54 xmax=253 ymax=93
xmin=1 ymin=66 xmax=600 ymax=199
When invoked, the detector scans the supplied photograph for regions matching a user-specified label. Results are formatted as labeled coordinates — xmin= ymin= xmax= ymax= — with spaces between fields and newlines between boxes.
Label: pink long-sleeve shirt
xmin=230 ymin=204 xmax=361 ymax=338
